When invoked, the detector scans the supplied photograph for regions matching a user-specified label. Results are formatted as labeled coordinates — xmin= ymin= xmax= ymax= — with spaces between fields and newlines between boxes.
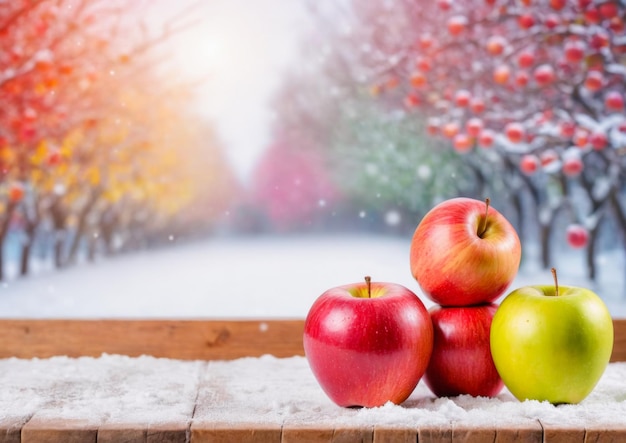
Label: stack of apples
xmin=304 ymin=197 xmax=614 ymax=408
xmin=409 ymin=197 xmax=521 ymax=398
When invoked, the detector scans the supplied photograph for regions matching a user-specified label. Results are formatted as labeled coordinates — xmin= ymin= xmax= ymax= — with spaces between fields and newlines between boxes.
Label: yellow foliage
xmin=85 ymin=167 xmax=101 ymax=186
xmin=30 ymin=140 xmax=48 ymax=166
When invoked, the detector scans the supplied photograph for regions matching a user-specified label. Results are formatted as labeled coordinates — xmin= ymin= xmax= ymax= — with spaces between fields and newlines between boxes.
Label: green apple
xmin=490 ymin=269 xmax=614 ymax=404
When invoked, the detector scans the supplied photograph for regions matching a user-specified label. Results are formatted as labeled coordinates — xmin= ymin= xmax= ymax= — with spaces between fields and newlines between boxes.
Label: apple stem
xmin=551 ymin=267 xmax=559 ymax=297
xmin=477 ymin=198 xmax=491 ymax=238
xmin=365 ymin=276 xmax=371 ymax=298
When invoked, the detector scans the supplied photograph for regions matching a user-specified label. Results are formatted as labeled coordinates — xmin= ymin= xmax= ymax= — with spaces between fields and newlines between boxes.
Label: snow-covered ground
xmin=0 ymin=234 xmax=624 ymax=318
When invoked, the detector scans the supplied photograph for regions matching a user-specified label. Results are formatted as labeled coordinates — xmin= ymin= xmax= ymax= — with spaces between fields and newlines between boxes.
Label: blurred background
xmin=0 ymin=0 xmax=625 ymax=316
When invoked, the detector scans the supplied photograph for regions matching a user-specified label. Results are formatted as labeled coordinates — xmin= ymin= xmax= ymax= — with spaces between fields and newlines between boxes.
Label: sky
xmin=143 ymin=0 xmax=309 ymax=182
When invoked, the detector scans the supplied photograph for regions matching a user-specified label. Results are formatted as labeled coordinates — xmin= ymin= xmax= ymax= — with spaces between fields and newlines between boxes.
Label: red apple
xmin=584 ymin=71 xmax=604 ymax=91
xmin=560 ymin=121 xmax=576 ymax=138
xmin=416 ymin=56 xmax=432 ymax=72
xmin=424 ymin=304 xmax=504 ymax=398
xmin=478 ymin=129 xmax=496 ymax=148
xmin=427 ymin=118 xmax=440 ymax=135
xmin=303 ymin=277 xmax=434 ymax=407
xmin=564 ymin=40 xmax=586 ymax=63
xmin=517 ymin=50 xmax=535 ymax=68
xmin=544 ymin=13 xmax=560 ymax=28
xmin=505 ymin=122 xmax=525 ymax=144
xmin=470 ymin=97 xmax=486 ymax=114
xmin=410 ymin=72 xmax=427 ymax=88
xmin=566 ymin=224 xmax=589 ymax=248
xmin=466 ymin=118 xmax=484 ymax=137
xmin=563 ymin=157 xmax=584 ymax=176
xmin=437 ymin=0 xmax=452 ymax=10
xmin=448 ymin=15 xmax=468 ymax=36
xmin=493 ymin=64 xmax=511 ymax=84
xmin=453 ymin=133 xmax=472 ymax=153
xmin=534 ymin=64 xmax=555 ymax=86
xmin=410 ymin=198 xmax=522 ymax=306
xmin=540 ymin=149 xmax=559 ymax=166
xmin=590 ymin=30 xmax=610 ymax=50
xmin=585 ymin=6 xmax=602 ymax=24
xmin=550 ymin=0 xmax=566 ymax=10
xmin=520 ymin=154 xmax=540 ymax=175
xmin=574 ymin=128 xmax=590 ymax=147
xmin=599 ymin=2 xmax=619 ymax=19
xmin=454 ymin=89 xmax=472 ymax=107
xmin=515 ymin=70 xmax=530 ymax=87
xmin=609 ymin=16 xmax=625 ymax=33
xmin=589 ymin=131 xmax=608 ymax=150
xmin=442 ymin=121 xmax=460 ymax=138
xmin=518 ymin=13 xmax=536 ymax=29
xmin=486 ymin=35 xmax=507 ymax=55
xmin=404 ymin=93 xmax=421 ymax=109
xmin=419 ymin=34 xmax=434 ymax=50
xmin=605 ymin=91 xmax=624 ymax=111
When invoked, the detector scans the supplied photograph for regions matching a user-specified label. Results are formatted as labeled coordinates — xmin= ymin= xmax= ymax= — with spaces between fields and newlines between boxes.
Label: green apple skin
xmin=490 ymin=285 xmax=613 ymax=404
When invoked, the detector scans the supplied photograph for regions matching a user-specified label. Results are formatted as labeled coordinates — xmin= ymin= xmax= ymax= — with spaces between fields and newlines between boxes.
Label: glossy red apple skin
xmin=424 ymin=304 xmax=503 ymax=398
xmin=303 ymin=281 xmax=433 ymax=408
xmin=410 ymin=198 xmax=521 ymax=306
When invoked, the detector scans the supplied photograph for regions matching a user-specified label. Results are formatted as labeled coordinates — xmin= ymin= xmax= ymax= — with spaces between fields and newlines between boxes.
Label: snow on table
xmin=0 ymin=354 xmax=625 ymax=441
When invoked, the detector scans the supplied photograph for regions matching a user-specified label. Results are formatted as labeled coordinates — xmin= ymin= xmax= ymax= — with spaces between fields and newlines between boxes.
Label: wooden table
xmin=0 ymin=319 xmax=625 ymax=442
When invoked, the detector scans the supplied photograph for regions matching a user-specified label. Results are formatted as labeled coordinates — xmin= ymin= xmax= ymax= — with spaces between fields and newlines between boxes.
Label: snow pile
xmin=0 ymin=235 xmax=623 ymax=318
xmin=1 ymin=354 xmax=625 ymax=427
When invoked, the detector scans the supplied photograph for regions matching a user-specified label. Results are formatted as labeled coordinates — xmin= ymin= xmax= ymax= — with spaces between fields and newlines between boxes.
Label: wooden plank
xmin=451 ymin=426 xmax=496 ymax=443
xmin=332 ymin=426 xmax=374 ymax=443
xmin=494 ymin=420 xmax=543 ymax=443
xmin=280 ymin=423 xmax=373 ymax=443
xmin=190 ymin=422 xmax=282 ymax=443
xmin=418 ymin=425 xmax=452 ymax=442
xmin=21 ymin=417 xmax=99 ymax=443
xmin=280 ymin=424 xmax=334 ymax=443
xmin=146 ymin=422 xmax=188 ymax=443
xmin=611 ymin=318 xmax=626 ymax=362
xmin=96 ymin=423 xmax=145 ymax=443
xmin=97 ymin=422 xmax=189 ymax=443
xmin=541 ymin=422 xmax=585 ymax=442
xmin=372 ymin=426 xmax=415 ymax=443
xmin=0 ymin=319 xmax=305 ymax=360
xmin=0 ymin=416 xmax=30 ymax=443
xmin=584 ymin=423 xmax=626 ymax=442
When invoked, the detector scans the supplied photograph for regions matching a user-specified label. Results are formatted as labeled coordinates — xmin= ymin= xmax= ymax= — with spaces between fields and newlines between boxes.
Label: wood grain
xmin=0 ymin=319 xmax=305 ymax=360
xmin=372 ymin=427 xmax=415 ymax=443
xmin=611 ymin=318 xmax=626 ymax=362
xmin=20 ymin=417 xmax=99 ymax=443
xmin=0 ymin=416 xmax=30 ymax=443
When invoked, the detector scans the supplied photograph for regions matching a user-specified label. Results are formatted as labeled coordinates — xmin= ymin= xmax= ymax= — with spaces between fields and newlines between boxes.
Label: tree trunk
xmin=20 ymin=241 xmax=32 ymax=276
xmin=586 ymin=216 xmax=604 ymax=281
xmin=64 ymin=194 xmax=99 ymax=267
xmin=540 ymin=222 xmax=551 ymax=269
xmin=0 ymin=203 xmax=17 ymax=281
xmin=609 ymin=188 xmax=626 ymax=237
xmin=49 ymin=202 xmax=67 ymax=269
xmin=20 ymin=217 xmax=40 ymax=277
xmin=510 ymin=193 xmax=524 ymax=246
